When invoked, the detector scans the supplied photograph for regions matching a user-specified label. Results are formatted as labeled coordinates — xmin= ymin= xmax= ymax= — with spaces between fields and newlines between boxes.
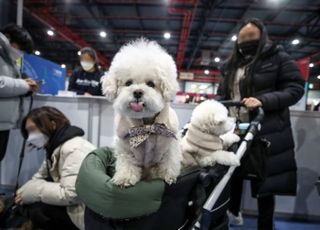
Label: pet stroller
xmin=82 ymin=101 xmax=264 ymax=230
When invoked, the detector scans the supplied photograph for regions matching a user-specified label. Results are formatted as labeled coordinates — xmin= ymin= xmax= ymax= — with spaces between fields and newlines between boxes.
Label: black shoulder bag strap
xmin=14 ymin=95 xmax=33 ymax=192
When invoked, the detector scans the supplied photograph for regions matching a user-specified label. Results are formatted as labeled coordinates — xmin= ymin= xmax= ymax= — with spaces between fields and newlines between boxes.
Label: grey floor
xmin=230 ymin=216 xmax=320 ymax=230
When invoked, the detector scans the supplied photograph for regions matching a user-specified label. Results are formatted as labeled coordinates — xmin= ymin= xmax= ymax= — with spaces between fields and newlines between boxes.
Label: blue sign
xmin=22 ymin=54 xmax=66 ymax=95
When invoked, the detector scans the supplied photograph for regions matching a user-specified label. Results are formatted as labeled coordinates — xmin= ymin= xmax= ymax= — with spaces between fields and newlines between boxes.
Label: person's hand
xmin=24 ymin=79 xmax=39 ymax=93
xmin=243 ymin=97 xmax=262 ymax=109
xmin=84 ymin=92 xmax=92 ymax=96
xmin=15 ymin=192 xmax=23 ymax=205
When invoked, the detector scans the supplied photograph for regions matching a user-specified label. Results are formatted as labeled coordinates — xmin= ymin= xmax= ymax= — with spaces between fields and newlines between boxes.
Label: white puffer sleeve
xmin=19 ymin=138 xmax=95 ymax=206
xmin=0 ymin=75 xmax=30 ymax=97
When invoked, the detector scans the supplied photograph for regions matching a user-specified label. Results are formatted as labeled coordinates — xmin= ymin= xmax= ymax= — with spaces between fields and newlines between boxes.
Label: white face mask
xmin=81 ymin=61 xmax=95 ymax=71
xmin=26 ymin=132 xmax=49 ymax=150
xmin=9 ymin=46 xmax=23 ymax=62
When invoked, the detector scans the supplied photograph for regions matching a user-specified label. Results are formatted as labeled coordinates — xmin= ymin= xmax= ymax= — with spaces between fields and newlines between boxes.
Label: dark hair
xmin=80 ymin=47 xmax=99 ymax=69
xmin=21 ymin=106 xmax=70 ymax=139
xmin=223 ymin=18 xmax=269 ymax=98
xmin=0 ymin=24 xmax=34 ymax=53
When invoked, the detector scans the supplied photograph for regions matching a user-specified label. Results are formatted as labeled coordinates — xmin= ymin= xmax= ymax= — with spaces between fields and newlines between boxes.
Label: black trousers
xmin=23 ymin=202 xmax=79 ymax=230
xmin=257 ymin=195 xmax=275 ymax=230
xmin=228 ymin=169 xmax=275 ymax=230
xmin=84 ymin=207 xmax=110 ymax=230
xmin=0 ymin=130 xmax=10 ymax=162
xmin=84 ymin=207 xmax=129 ymax=230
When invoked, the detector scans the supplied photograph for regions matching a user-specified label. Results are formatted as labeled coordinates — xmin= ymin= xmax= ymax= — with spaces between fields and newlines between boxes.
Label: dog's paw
xmin=164 ymin=175 xmax=177 ymax=185
xmin=213 ymin=150 xmax=240 ymax=166
xmin=111 ymin=173 xmax=140 ymax=187
xmin=197 ymin=155 xmax=217 ymax=167
xmin=153 ymin=168 xmax=178 ymax=185
xmin=230 ymin=133 xmax=240 ymax=142
xmin=221 ymin=133 xmax=240 ymax=148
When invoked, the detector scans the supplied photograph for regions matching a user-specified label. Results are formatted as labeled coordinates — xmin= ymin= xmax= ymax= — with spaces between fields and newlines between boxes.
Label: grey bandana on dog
xmin=125 ymin=123 xmax=176 ymax=148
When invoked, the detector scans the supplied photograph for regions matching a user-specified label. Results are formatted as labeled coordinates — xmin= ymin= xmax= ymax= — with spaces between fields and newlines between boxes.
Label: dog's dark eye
xmin=125 ymin=80 xmax=133 ymax=86
xmin=146 ymin=81 xmax=155 ymax=88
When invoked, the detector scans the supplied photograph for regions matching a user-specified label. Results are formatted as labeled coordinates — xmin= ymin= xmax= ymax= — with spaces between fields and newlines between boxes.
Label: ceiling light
xmin=214 ymin=57 xmax=220 ymax=63
xmin=77 ymin=51 xmax=81 ymax=56
xmin=231 ymin=35 xmax=237 ymax=41
xmin=309 ymin=83 xmax=314 ymax=89
xmin=317 ymin=75 xmax=320 ymax=80
xmin=204 ymin=69 xmax=210 ymax=75
xmin=47 ymin=30 xmax=55 ymax=36
xmin=61 ymin=64 xmax=66 ymax=68
xmin=164 ymin=32 xmax=171 ymax=39
xmin=291 ymin=39 xmax=300 ymax=45
xmin=309 ymin=63 xmax=314 ymax=68
xmin=34 ymin=50 xmax=40 ymax=56
xmin=99 ymin=31 xmax=107 ymax=38
xmin=267 ymin=0 xmax=285 ymax=7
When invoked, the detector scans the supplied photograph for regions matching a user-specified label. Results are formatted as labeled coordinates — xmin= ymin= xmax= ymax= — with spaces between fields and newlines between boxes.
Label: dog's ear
xmin=214 ymin=114 xmax=225 ymax=125
xmin=102 ymin=74 xmax=118 ymax=102
xmin=161 ymin=80 xmax=179 ymax=102
xmin=159 ymin=68 xmax=179 ymax=102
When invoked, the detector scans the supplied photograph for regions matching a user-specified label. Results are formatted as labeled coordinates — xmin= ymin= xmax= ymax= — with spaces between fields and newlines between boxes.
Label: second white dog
xmin=102 ymin=39 xmax=182 ymax=187
xmin=181 ymin=100 xmax=240 ymax=168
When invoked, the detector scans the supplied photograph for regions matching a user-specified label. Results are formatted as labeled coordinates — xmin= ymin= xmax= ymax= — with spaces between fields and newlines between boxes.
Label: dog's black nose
xmin=133 ymin=90 xmax=143 ymax=99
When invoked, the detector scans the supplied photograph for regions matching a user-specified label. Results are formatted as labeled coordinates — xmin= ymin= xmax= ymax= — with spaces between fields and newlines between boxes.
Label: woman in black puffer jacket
xmin=217 ymin=18 xmax=305 ymax=230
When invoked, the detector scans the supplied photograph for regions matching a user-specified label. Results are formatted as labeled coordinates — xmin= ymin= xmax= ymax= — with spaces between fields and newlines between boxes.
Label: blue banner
xmin=22 ymin=54 xmax=66 ymax=95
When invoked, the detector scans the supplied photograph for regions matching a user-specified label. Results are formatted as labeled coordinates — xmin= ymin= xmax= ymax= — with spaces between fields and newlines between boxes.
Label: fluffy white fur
xmin=181 ymin=100 xmax=240 ymax=168
xmin=102 ymin=38 xmax=182 ymax=187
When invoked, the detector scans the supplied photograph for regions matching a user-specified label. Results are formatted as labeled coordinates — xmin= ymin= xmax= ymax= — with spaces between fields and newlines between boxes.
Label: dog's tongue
xmin=130 ymin=102 xmax=144 ymax=112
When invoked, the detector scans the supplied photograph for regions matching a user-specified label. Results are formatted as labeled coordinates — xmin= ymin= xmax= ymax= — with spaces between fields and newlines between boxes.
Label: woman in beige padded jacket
xmin=16 ymin=106 xmax=96 ymax=230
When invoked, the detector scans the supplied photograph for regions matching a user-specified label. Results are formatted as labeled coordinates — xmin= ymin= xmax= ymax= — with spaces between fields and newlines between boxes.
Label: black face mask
xmin=238 ymin=40 xmax=260 ymax=57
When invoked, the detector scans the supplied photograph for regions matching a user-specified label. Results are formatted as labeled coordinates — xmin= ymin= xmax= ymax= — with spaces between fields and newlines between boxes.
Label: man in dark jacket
xmin=217 ymin=18 xmax=305 ymax=230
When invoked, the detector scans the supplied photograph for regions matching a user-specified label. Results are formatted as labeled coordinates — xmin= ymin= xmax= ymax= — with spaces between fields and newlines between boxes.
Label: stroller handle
xmin=219 ymin=100 xmax=264 ymax=123
xmin=219 ymin=100 xmax=245 ymax=108
xmin=253 ymin=107 xmax=264 ymax=123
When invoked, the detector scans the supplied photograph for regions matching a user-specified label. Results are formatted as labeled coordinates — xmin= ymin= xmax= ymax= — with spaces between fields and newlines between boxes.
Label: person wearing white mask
xmin=15 ymin=106 xmax=96 ymax=230
xmin=68 ymin=47 xmax=104 ymax=96
xmin=0 ymin=24 xmax=38 ymax=162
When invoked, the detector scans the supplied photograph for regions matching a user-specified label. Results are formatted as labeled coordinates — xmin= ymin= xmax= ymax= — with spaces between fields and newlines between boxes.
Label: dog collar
xmin=124 ymin=123 xmax=176 ymax=148
xmin=142 ymin=112 xmax=160 ymax=125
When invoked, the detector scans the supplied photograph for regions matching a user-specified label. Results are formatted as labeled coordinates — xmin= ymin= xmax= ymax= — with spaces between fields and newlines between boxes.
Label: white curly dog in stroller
xmin=181 ymin=100 xmax=240 ymax=168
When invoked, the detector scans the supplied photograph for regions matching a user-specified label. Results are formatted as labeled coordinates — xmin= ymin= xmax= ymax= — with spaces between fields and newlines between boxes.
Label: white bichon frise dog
xmin=181 ymin=100 xmax=240 ymax=168
xmin=102 ymin=39 xmax=182 ymax=187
